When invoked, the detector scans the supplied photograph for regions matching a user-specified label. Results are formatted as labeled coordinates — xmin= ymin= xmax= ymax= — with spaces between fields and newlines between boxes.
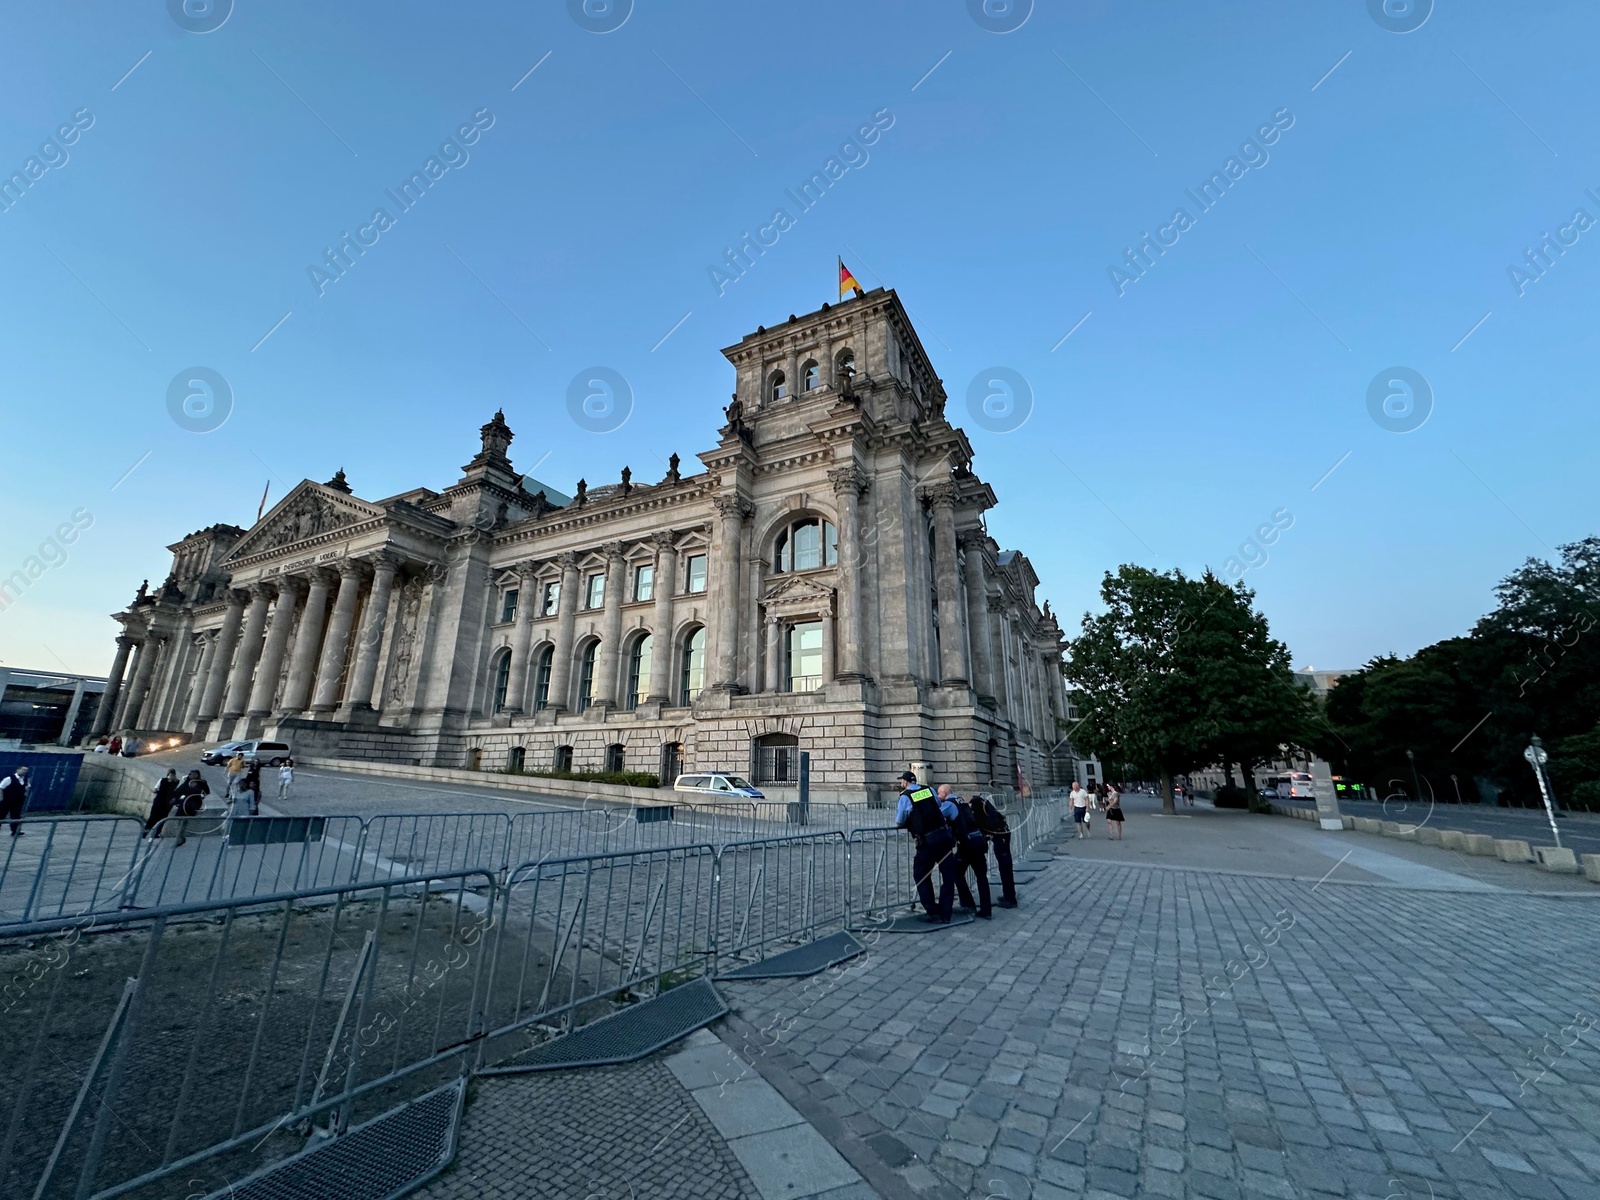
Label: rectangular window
xmin=685 ymin=554 xmax=707 ymax=594
xmin=633 ymin=564 xmax=654 ymax=602
xmin=786 ymin=621 xmax=824 ymax=692
xmin=500 ymin=588 xmax=519 ymax=624
xmin=585 ymin=573 xmax=606 ymax=609
xmin=541 ymin=581 xmax=560 ymax=616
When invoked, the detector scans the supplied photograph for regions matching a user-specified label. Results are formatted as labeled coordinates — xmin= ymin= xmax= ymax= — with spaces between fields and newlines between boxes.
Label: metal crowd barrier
xmin=845 ymin=827 xmax=920 ymax=927
xmin=482 ymin=844 xmax=719 ymax=1048
xmin=712 ymin=832 xmax=849 ymax=967
xmin=0 ymin=815 xmax=145 ymax=926
xmin=355 ymin=812 xmax=513 ymax=884
xmin=0 ymin=868 xmax=497 ymax=1200
xmin=128 ymin=814 xmax=369 ymax=912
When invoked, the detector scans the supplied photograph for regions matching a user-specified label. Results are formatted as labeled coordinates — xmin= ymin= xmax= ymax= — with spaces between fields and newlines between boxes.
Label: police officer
xmin=894 ymin=770 xmax=960 ymax=923
xmin=939 ymin=785 xmax=992 ymax=919
xmin=971 ymin=792 xmax=1018 ymax=908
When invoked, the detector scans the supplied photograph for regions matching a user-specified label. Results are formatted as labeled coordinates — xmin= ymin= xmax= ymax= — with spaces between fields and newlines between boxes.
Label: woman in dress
xmin=1104 ymin=783 xmax=1125 ymax=840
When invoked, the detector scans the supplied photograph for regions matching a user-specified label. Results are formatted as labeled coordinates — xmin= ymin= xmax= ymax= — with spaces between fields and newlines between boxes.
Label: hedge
xmin=502 ymin=767 xmax=662 ymax=788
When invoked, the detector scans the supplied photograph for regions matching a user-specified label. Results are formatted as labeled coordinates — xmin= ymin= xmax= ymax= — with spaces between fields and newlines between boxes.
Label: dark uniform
xmin=949 ymin=795 xmax=992 ymax=918
xmin=896 ymin=775 xmax=960 ymax=922
xmin=971 ymin=793 xmax=1018 ymax=908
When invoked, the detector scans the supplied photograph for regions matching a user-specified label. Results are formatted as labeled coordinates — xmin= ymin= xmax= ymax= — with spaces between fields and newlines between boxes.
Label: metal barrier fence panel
xmin=355 ymin=813 xmax=512 ymax=883
xmin=711 ymin=832 xmax=849 ymax=969
xmin=0 ymin=816 xmax=145 ymax=927
xmin=845 ymin=827 xmax=919 ymax=927
xmin=125 ymin=815 xmax=370 ymax=915
xmin=0 ymin=869 xmax=498 ymax=1200
xmin=481 ymin=844 xmax=717 ymax=1060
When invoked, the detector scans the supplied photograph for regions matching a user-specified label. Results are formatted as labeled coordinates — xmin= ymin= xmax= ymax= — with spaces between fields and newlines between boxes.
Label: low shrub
xmin=502 ymin=767 xmax=661 ymax=788
xmin=1570 ymin=780 xmax=1600 ymax=812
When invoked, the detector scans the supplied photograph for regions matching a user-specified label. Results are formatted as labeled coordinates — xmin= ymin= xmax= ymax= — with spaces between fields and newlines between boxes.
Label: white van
xmin=673 ymin=773 xmax=765 ymax=800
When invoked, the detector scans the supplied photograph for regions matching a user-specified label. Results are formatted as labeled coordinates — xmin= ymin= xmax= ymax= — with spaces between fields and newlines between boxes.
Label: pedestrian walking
xmin=144 ymin=769 xmax=180 ymax=837
xmin=940 ymin=785 xmax=992 ymax=919
xmin=1105 ymin=783 xmax=1125 ymax=840
xmin=0 ymin=767 xmax=31 ymax=835
xmin=894 ymin=770 xmax=960 ymax=924
xmin=231 ymin=776 xmax=258 ymax=820
xmin=225 ymin=751 xmax=247 ymax=800
xmin=1070 ymin=781 xmax=1091 ymax=838
xmin=241 ymin=764 xmax=262 ymax=816
xmin=107 ymin=735 xmax=122 ymax=756
xmin=277 ymin=758 xmax=294 ymax=800
xmin=971 ymin=792 xmax=1018 ymax=908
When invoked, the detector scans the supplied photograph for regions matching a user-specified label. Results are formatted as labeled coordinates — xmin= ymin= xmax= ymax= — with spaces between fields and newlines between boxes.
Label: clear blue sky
xmin=2 ymin=0 xmax=1596 ymax=677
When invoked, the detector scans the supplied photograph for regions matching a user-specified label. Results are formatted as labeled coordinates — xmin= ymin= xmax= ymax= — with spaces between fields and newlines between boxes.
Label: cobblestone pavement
xmin=410 ymin=1059 xmax=760 ymax=1200
xmin=720 ymin=840 xmax=1600 ymax=1200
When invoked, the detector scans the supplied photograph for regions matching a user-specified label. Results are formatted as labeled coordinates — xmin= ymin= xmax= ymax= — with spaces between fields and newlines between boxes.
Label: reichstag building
xmin=90 ymin=290 xmax=1071 ymax=801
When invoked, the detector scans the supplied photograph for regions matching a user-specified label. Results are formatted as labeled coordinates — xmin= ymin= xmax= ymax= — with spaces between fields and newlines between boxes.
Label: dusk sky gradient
xmin=2 ymin=0 xmax=1597 ymax=678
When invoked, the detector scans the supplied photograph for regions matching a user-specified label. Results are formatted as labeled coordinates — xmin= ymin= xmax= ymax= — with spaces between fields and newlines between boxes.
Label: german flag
xmin=838 ymin=258 xmax=864 ymax=299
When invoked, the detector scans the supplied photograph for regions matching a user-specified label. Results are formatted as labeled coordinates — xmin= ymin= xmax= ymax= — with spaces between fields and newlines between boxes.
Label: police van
xmin=672 ymin=773 xmax=766 ymax=800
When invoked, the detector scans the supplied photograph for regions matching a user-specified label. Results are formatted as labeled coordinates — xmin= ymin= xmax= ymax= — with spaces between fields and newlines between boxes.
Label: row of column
xmin=94 ymin=552 xmax=408 ymax=735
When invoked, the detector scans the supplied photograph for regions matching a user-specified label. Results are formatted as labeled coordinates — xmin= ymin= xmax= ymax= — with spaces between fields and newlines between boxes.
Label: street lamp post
xmin=1523 ymin=736 xmax=1562 ymax=850
xmin=1406 ymin=749 xmax=1423 ymax=803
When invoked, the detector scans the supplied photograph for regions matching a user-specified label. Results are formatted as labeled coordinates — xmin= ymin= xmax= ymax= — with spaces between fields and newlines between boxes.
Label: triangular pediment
xmin=226 ymin=481 xmax=385 ymax=562
xmin=762 ymin=572 xmax=837 ymax=605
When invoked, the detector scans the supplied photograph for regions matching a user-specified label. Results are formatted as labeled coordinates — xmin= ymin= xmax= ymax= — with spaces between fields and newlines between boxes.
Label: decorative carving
xmin=323 ymin=468 xmax=353 ymax=494
xmin=827 ymin=466 xmax=867 ymax=496
xmin=650 ymin=530 xmax=677 ymax=552
xmin=575 ymin=479 xmax=587 ymax=506
xmin=557 ymin=551 xmax=580 ymax=572
xmin=135 ymin=580 xmax=149 ymax=602
xmin=263 ymin=492 xmax=358 ymax=549
xmin=712 ymin=495 xmax=754 ymax=521
xmin=516 ymin=560 xmax=540 ymax=584
xmin=527 ymin=490 xmax=552 ymax=518
xmin=664 ymin=454 xmax=681 ymax=484
xmin=922 ymin=482 xmax=960 ymax=509
xmin=620 ymin=466 xmax=632 ymax=496
xmin=602 ymin=541 xmax=626 ymax=563
xmin=386 ymin=581 xmax=425 ymax=704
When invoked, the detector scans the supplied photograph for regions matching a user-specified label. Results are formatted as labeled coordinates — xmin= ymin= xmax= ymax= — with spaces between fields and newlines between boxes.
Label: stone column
xmin=592 ymin=543 xmax=627 ymax=710
xmin=819 ymin=335 xmax=833 ymax=390
xmin=710 ymin=495 xmax=752 ymax=689
xmin=90 ymin=636 xmax=134 ymax=736
xmin=547 ymin=553 xmax=581 ymax=711
xmin=183 ymin=631 xmax=219 ymax=726
xmin=503 ymin=561 xmax=539 ymax=715
xmin=960 ymin=532 xmax=993 ymax=698
xmin=279 ymin=569 xmax=334 ymax=715
xmin=247 ymin=579 xmax=302 ymax=719
xmin=198 ymin=590 xmax=245 ymax=723
xmin=765 ymin=612 xmax=783 ymax=692
xmin=147 ymin=616 xmax=191 ymax=729
xmin=822 ymin=600 xmax=836 ymax=685
xmin=120 ymin=633 xmax=165 ymax=730
xmin=785 ymin=350 xmax=800 ymax=399
xmin=223 ymin=585 xmax=273 ymax=720
xmin=927 ymin=485 xmax=969 ymax=687
xmin=109 ymin=640 xmax=144 ymax=730
xmin=987 ymin=600 xmax=1009 ymax=715
xmin=647 ymin=533 xmax=677 ymax=702
xmin=347 ymin=553 xmax=400 ymax=711
xmin=828 ymin=467 xmax=867 ymax=679
xmin=312 ymin=561 xmax=364 ymax=713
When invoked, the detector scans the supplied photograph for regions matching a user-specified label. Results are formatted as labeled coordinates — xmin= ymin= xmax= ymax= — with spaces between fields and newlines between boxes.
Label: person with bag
xmin=894 ymin=770 xmax=960 ymax=924
xmin=168 ymin=769 xmax=210 ymax=845
xmin=940 ymin=785 xmax=992 ymax=919
xmin=144 ymin=769 xmax=180 ymax=837
xmin=971 ymin=792 xmax=1018 ymax=908
xmin=1070 ymin=781 xmax=1091 ymax=837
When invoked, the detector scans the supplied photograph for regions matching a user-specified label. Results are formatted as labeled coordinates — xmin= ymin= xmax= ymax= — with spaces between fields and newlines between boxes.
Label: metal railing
xmin=0 ymin=816 xmax=145 ymax=926
xmin=481 ymin=844 xmax=719 ymax=1053
xmin=845 ymin=827 xmax=920 ymax=927
xmin=1 ymin=869 xmax=497 ymax=1200
xmin=355 ymin=813 xmax=513 ymax=884
xmin=712 ymin=832 xmax=849 ymax=967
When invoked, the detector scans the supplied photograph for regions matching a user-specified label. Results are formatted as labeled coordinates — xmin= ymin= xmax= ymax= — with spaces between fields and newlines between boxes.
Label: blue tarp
xmin=0 ymin=751 xmax=83 ymax=813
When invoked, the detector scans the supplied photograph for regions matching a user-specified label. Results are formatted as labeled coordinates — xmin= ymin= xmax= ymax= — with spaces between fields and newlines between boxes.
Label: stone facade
xmin=92 ymin=290 xmax=1070 ymax=802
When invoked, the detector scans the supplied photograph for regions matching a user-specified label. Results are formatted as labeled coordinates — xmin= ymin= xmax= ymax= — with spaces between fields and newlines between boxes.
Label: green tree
xmin=1065 ymin=565 xmax=1315 ymax=814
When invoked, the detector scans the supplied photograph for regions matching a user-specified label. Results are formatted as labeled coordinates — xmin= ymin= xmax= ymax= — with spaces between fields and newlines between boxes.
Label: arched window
xmin=768 ymin=370 xmax=787 ymax=402
xmin=834 ymin=349 xmax=855 ymax=385
xmin=680 ymin=627 xmax=706 ymax=705
xmin=553 ymin=744 xmax=573 ymax=772
xmin=491 ymin=650 xmax=511 ymax=713
xmin=604 ymin=743 xmax=625 ymax=773
xmin=802 ymin=360 xmax=820 ymax=391
xmin=627 ymin=634 xmax=653 ymax=710
xmin=532 ymin=645 xmax=553 ymax=710
xmin=578 ymin=641 xmax=598 ymax=711
xmin=773 ymin=516 xmax=838 ymax=572
xmin=508 ymin=746 xmax=526 ymax=772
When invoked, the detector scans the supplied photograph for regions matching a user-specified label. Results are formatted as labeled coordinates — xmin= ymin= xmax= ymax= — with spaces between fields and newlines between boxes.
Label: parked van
xmin=673 ymin=773 xmax=765 ymax=800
